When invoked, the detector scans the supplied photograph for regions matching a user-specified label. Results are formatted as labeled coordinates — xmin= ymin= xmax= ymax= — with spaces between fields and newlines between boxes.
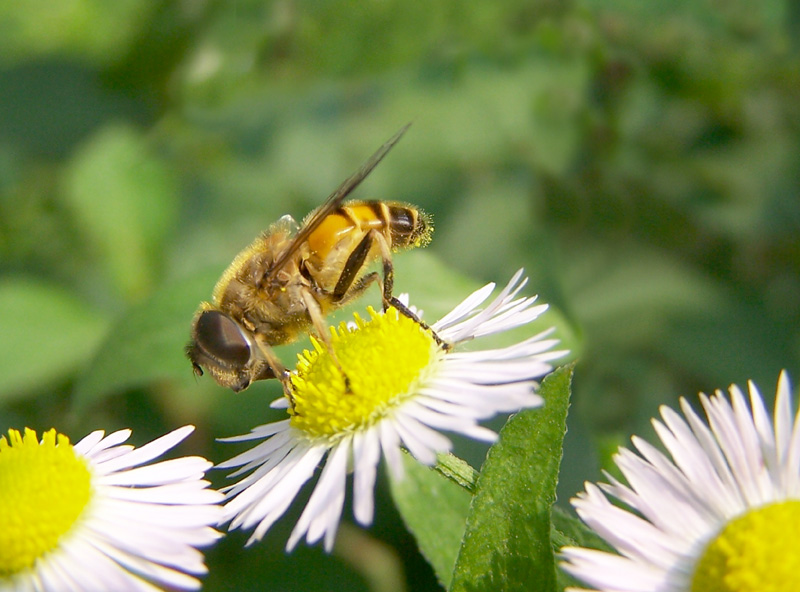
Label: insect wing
xmin=265 ymin=123 xmax=411 ymax=282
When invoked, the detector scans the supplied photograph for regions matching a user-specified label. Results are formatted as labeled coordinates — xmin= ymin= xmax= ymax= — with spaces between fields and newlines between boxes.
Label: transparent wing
xmin=265 ymin=123 xmax=411 ymax=282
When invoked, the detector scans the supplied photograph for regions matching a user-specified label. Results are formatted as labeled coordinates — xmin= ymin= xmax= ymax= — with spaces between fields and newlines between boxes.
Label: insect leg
xmin=333 ymin=231 xmax=374 ymax=301
xmin=252 ymin=340 xmax=295 ymax=403
xmin=300 ymin=288 xmax=353 ymax=393
xmin=370 ymin=230 xmax=451 ymax=350
xmin=330 ymin=228 xmax=397 ymax=310
xmin=328 ymin=228 xmax=451 ymax=350
xmin=337 ymin=271 xmax=380 ymax=305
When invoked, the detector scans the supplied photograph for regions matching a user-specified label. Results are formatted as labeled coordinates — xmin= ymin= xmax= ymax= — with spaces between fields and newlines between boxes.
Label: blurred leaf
xmin=388 ymin=452 xmax=473 ymax=590
xmin=449 ymin=364 xmax=573 ymax=592
xmin=0 ymin=0 xmax=157 ymax=66
xmin=0 ymin=278 xmax=109 ymax=400
xmin=204 ymin=528 xmax=370 ymax=592
xmin=63 ymin=124 xmax=179 ymax=302
xmin=435 ymin=180 xmax=538 ymax=284
xmin=567 ymin=244 xmax=720 ymax=339
xmin=0 ymin=63 xmax=150 ymax=159
xmin=565 ymin=242 xmax=791 ymax=434
xmin=72 ymin=268 xmax=220 ymax=409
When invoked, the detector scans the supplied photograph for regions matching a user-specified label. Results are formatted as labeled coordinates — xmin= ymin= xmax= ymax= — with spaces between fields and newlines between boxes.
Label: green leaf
xmin=205 ymin=528 xmax=371 ymax=592
xmin=388 ymin=452 xmax=473 ymax=589
xmin=0 ymin=277 xmax=109 ymax=401
xmin=72 ymin=268 xmax=221 ymax=409
xmin=63 ymin=124 xmax=179 ymax=302
xmin=449 ymin=364 xmax=574 ymax=592
xmin=0 ymin=0 xmax=156 ymax=66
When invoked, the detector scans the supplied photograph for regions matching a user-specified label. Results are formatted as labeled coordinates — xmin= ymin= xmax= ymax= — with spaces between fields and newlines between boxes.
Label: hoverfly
xmin=187 ymin=124 xmax=440 ymax=393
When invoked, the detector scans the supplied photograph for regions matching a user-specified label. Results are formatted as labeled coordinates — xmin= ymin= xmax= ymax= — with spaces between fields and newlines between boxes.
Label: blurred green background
xmin=1 ymin=0 xmax=799 ymax=590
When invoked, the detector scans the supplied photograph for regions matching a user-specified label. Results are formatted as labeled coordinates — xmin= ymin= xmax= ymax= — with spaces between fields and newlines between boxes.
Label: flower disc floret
xmin=0 ymin=429 xmax=90 ymax=576
xmin=691 ymin=501 xmax=800 ymax=592
xmin=289 ymin=307 xmax=439 ymax=441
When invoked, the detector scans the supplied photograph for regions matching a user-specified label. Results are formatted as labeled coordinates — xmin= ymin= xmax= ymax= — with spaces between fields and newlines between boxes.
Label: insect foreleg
xmin=252 ymin=340 xmax=295 ymax=403
xmin=300 ymin=288 xmax=353 ymax=393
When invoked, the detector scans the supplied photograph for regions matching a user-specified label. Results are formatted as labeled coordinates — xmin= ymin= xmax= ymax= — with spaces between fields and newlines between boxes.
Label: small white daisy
xmin=560 ymin=371 xmax=800 ymax=592
xmin=0 ymin=425 xmax=224 ymax=592
xmin=219 ymin=270 xmax=566 ymax=551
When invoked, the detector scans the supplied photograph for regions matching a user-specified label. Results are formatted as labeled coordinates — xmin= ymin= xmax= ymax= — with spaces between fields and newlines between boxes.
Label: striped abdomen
xmin=305 ymin=200 xmax=432 ymax=260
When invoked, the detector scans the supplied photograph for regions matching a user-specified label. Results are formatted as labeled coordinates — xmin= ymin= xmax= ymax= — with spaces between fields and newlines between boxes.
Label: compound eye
xmin=195 ymin=310 xmax=251 ymax=367
xmin=389 ymin=206 xmax=414 ymax=233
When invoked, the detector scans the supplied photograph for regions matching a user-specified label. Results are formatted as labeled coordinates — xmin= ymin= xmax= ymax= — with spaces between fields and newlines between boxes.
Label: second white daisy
xmin=0 ymin=425 xmax=223 ymax=592
xmin=561 ymin=371 xmax=800 ymax=592
xmin=219 ymin=270 xmax=566 ymax=551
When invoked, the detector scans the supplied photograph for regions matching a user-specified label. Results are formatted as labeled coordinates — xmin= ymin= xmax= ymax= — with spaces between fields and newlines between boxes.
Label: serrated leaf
xmin=72 ymin=268 xmax=221 ymax=409
xmin=0 ymin=278 xmax=109 ymax=400
xmin=388 ymin=452 xmax=473 ymax=589
xmin=63 ymin=124 xmax=178 ymax=302
xmin=449 ymin=364 xmax=573 ymax=592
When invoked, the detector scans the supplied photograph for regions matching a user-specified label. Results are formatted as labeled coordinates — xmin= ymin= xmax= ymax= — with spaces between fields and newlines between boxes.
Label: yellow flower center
xmin=691 ymin=500 xmax=800 ymax=592
xmin=289 ymin=307 xmax=439 ymax=442
xmin=0 ymin=429 xmax=92 ymax=577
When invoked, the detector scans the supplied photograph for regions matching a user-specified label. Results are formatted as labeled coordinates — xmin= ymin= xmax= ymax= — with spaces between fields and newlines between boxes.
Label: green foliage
xmin=388 ymin=453 xmax=473 ymax=589
xmin=0 ymin=278 xmax=109 ymax=400
xmin=449 ymin=365 xmax=572 ymax=592
xmin=2 ymin=0 xmax=800 ymax=589
xmin=390 ymin=365 xmax=575 ymax=591
xmin=63 ymin=124 xmax=179 ymax=302
xmin=0 ymin=0 xmax=156 ymax=65
xmin=72 ymin=269 xmax=219 ymax=410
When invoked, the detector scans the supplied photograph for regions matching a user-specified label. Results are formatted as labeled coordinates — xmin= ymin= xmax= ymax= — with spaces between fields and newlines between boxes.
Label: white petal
xmin=75 ymin=429 xmax=131 ymax=457
xmin=93 ymin=426 xmax=195 ymax=474
xmin=217 ymin=419 xmax=291 ymax=443
xmin=352 ymin=428 xmax=381 ymax=525
xmin=432 ymin=282 xmax=496 ymax=331
xmin=393 ymin=412 xmax=452 ymax=465
xmin=379 ymin=420 xmax=404 ymax=481
xmin=287 ymin=439 xmax=350 ymax=551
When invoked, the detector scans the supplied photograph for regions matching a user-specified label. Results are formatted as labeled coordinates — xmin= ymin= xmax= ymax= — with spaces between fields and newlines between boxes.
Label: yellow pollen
xmin=0 ymin=429 xmax=92 ymax=577
xmin=691 ymin=500 xmax=800 ymax=592
xmin=289 ymin=307 xmax=439 ymax=441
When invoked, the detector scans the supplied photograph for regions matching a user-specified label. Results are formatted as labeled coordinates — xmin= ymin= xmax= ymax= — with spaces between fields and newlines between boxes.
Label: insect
xmin=186 ymin=124 xmax=439 ymax=394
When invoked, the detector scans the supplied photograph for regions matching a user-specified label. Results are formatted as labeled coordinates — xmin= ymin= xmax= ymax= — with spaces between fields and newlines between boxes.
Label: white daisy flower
xmin=219 ymin=270 xmax=566 ymax=551
xmin=560 ymin=371 xmax=800 ymax=592
xmin=0 ymin=425 xmax=224 ymax=592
